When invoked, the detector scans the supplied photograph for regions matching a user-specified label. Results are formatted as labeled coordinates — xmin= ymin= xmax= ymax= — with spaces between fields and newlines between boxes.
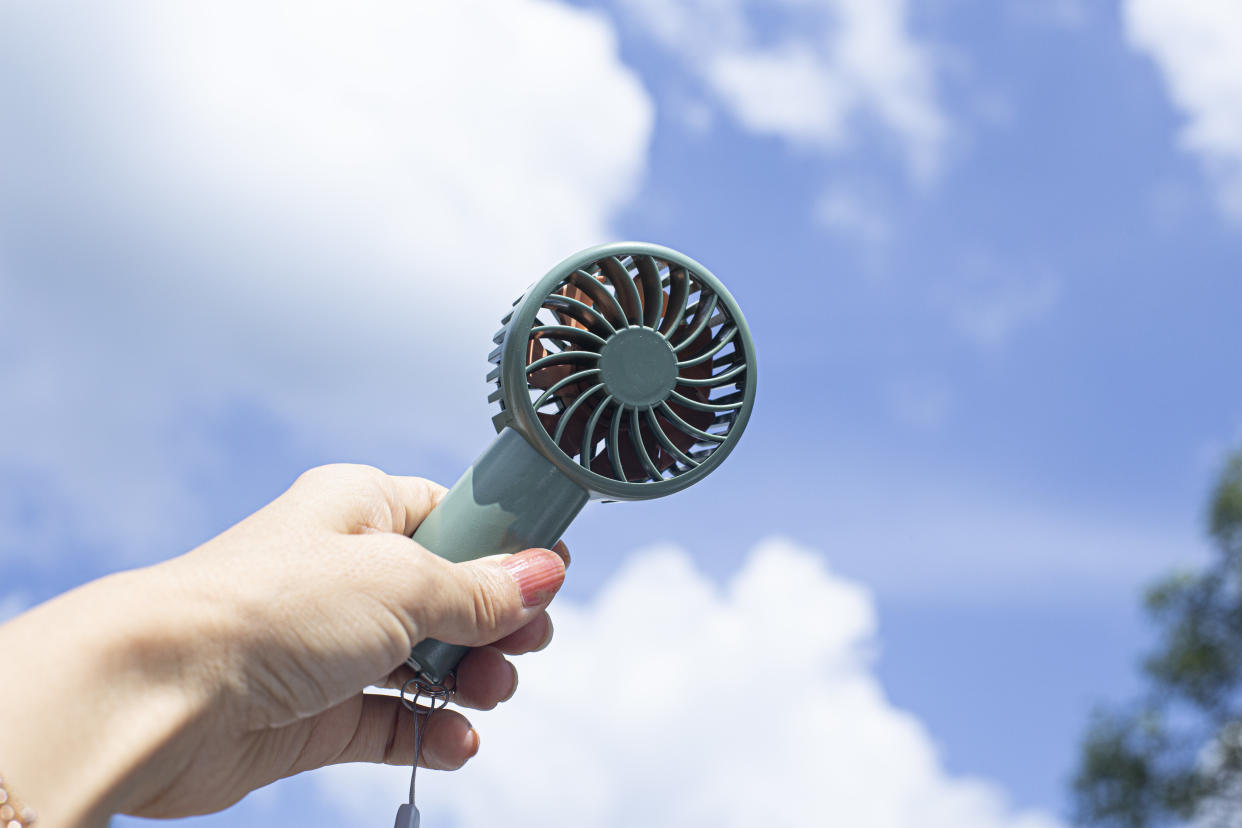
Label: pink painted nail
xmin=501 ymin=548 xmax=566 ymax=607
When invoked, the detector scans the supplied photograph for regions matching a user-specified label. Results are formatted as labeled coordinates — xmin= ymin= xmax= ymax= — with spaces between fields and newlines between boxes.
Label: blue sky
xmin=3 ymin=1 xmax=1242 ymax=825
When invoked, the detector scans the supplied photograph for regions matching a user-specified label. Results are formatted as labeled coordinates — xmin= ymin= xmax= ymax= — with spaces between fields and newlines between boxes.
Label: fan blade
xmin=552 ymin=382 xmax=606 ymax=450
xmin=567 ymin=270 xmax=628 ymax=329
xmin=533 ymin=368 xmax=603 ymax=410
xmin=530 ymin=325 xmax=607 ymax=350
xmin=634 ymin=255 xmax=664 ymax=328
xmin=526 ymin=350 xmax=601 ymax=374
xmin=659 ymin=267 xmax=690 ymax=335
xmin=676 ymin=362 xmax=747 ymax=388
xmin=607 ymin=403 xmax=628 ymax=480
xmin=581 ymin=394 xmax=616 ymax=470
xmin=526 ymin=337 xmax=569 ymax=391
xmin=645 ymin=407 xmax=700 ymax=467
xmin=677 ymin=325 xmax=737 ymax=368
xmin=629 ymin=406 xmax=664 ymax=481
xmin=672 ymin=293 xmax=719 ymax=353
xmin=545 ymin=292 xmax=615 ymax=337
xmin=528 ymin=364 xmax=571 ymax=391
xmin=598 ymin=256 xmax=644 ymax=325
xmin=658 ymin=401 xmax=725 ymax=443
xmin=668 ymin=389 xmax=743 ymax=412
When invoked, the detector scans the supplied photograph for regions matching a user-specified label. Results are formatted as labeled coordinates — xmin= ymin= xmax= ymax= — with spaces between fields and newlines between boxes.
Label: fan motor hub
xmin=598 ymin=327 xmax=678 ymax=407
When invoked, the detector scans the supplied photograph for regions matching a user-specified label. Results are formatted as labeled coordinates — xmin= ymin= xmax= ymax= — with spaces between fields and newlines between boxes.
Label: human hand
xmin=0 ymin=464 xmax=568 ymax=827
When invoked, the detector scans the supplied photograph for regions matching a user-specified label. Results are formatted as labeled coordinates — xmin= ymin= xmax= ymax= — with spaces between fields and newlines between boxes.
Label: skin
xmin=0 ymin=464 xmax=569 ymax=827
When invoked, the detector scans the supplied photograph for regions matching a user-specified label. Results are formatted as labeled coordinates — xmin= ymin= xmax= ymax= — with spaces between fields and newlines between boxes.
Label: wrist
xmin=0 ymin=564 xmax=224 ymax=826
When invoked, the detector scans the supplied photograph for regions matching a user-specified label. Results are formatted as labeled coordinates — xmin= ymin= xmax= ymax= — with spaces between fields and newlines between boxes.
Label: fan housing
xmin=487 ymin=242 xmax=756 ymax=501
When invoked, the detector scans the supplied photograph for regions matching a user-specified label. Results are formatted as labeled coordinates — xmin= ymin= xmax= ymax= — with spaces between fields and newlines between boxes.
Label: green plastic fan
xmin=406 ymin=241 xmax=757 ymax=683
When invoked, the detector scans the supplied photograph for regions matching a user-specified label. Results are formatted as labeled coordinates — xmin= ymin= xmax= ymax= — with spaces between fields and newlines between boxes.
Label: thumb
xmin=418 ymin=547 xmax=567 ymax=647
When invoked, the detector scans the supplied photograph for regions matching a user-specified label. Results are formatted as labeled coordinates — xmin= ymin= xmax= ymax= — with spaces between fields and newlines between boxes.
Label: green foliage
xmin=1074 ymin=449 xmax=1242 ymax=827
xmin=1209 ymin=453 xmax=1242 ymax=555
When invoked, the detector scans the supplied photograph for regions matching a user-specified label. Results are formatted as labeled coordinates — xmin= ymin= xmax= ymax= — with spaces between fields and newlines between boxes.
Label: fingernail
xmin=467 ymin=728 xmax=481 ymax=758
xmin=501 ymin=548 xmax=566 ymax=608
xmin=554 ymin=540 xmax=571 ymax=569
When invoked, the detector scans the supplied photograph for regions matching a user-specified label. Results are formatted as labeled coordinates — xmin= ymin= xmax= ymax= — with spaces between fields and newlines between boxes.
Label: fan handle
xmin=405 ymin=427 xmax=589 ymax=685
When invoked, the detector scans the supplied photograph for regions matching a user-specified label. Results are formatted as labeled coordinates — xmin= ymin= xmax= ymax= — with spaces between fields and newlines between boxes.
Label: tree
xmin=1075 ymin=450 xmax=1242 ymax=827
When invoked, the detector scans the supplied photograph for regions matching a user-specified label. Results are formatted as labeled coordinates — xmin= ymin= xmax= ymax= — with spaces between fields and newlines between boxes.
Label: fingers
xmin=402 ymin=546 xmax=567 ymax=648
xmin=335 ymin=694 xmax=479 ymax=769
xmin=282 ymin=464 xmax=447 ymax=536
xmin=551 ymin=539 xmax=571 ymax=568
xmin=380 ymin=612 xmax=549 ymax=709
xmin=491 ymin=611 xmax=554 ymax=655
xmin=453 ymin=646 xmax=518 ymax=709
xmin=381 ymin=660 xmax=518 ymax=712
xmin=384 ymin=474 xmax=450 ymax=536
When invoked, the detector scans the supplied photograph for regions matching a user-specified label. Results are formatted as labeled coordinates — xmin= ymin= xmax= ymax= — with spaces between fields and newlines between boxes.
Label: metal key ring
xmin=400 ymin=675 xmax=455 ymax=715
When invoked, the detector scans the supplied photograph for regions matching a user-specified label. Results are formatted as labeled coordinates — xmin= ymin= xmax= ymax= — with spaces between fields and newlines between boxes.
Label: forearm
xmin=0 ymin=466 xmax=567 ymax=823
xmin=0 ymin=566 xmax=220 ymax=827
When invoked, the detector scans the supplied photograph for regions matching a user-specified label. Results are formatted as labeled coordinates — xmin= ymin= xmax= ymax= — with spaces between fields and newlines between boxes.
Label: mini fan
xmin=406 ymin=241 xmax=756 ymax=684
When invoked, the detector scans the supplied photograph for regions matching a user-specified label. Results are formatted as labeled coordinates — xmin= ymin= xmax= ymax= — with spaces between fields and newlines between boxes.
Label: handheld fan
xmin=406 ymin=241 xmax=756 ymax=685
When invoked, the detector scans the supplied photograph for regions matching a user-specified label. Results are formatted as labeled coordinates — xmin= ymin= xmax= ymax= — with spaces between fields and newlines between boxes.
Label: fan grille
xmin=489 ymin=245 xmax=754 ymax=498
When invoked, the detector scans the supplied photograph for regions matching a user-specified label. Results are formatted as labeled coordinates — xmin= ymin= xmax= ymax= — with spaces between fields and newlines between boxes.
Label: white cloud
xmin=616 ymin=0 xmax=949 ymax=180
xmin=1125 ymin=0 xmax=1242 ymax=221
xmin=940 ymin=255 xmax=1061 ymax=349
xmin=0 ymin=1 xmax=652 ymax=557
xmin=314 ymin=539 xmax=1063 ymax=828
xmin=815 ymin=185 xmax=893 ymax=246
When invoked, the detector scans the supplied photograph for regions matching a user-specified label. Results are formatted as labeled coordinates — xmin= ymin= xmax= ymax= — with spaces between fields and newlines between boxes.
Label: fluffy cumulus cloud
xmin=1125 ymin=0 xmax=1242 ymax=220
xmin=0 ymin=1 xmax=652 ymax=558
xmin=315 ymin=539 xmax=1063 ymax=828
xmin=616 ymin=0 xmax=949 ymax=179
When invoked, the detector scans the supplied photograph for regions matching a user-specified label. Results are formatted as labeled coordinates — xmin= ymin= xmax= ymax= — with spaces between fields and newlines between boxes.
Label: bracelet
xmin=0 ymin=774 xmax=37 ymax=827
